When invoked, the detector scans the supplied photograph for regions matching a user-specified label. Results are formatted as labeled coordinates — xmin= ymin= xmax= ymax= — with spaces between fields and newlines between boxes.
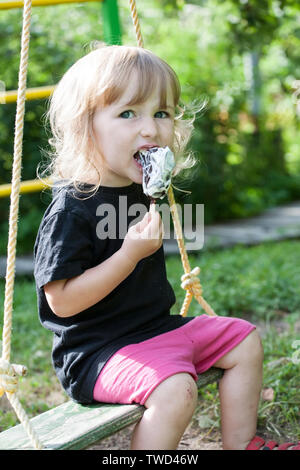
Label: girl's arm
xmin=44 ymin=248 xmax=137 ymax=317
xmin=44 ymin=208 xmax=163 ymax=318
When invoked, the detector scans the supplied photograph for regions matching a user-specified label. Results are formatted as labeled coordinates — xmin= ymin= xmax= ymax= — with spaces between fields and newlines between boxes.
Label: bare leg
xmin=130 ymin=373 xmax=198 ymax=450
xmin=213 ymin=330 xmax=264 ymax=450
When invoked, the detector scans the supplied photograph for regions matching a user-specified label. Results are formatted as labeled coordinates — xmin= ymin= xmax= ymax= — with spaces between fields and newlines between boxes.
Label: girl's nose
xmin=140 ymin=117 xmax=158 ymax=138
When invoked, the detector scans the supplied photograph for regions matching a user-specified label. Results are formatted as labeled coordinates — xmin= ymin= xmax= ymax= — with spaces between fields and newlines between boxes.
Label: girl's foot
xmin=246 ymin=436 xmax=300 ymax=450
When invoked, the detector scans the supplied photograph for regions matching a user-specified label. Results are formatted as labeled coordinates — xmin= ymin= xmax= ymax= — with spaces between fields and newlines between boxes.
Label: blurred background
xmin=0 ymin=0 xmax=300 ymax=254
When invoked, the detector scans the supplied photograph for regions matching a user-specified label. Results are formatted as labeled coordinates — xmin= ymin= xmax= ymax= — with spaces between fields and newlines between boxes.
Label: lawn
xmin=1 ymin=239 xmax=300 ymax=440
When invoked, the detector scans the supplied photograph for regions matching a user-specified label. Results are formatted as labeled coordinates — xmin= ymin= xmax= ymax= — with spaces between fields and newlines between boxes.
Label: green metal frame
xmin=102 ymin=0 xmax=122 ymax=45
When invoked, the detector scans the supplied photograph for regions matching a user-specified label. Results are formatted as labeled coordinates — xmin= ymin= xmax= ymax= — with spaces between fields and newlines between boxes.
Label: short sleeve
xmin=34 ymin=210 xmax=94 ymax=289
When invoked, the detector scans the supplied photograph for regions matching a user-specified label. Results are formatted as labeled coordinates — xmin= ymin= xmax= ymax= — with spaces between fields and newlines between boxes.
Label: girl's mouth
xmin=133 ymin=152 xmax=143 ymax=170
xmin=134 ymin=149 xmax=155 ymax=187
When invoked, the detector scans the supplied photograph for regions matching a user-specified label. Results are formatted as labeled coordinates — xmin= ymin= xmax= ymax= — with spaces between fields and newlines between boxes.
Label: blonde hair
xmin=39 ymin=43 xmax=199 ymax=197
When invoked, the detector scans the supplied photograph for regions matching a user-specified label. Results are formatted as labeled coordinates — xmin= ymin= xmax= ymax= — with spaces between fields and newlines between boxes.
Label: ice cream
xmin=135 ymin=146 xmax=175 ymax=199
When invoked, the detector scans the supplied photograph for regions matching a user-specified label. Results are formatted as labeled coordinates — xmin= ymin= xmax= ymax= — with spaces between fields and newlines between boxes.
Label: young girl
xmin=34 ymin=44 xmax=298 ymax=451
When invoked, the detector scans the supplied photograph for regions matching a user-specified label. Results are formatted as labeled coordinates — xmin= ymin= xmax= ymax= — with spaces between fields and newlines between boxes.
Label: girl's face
xmin=92 ymin=72 xmax=175 ymax=187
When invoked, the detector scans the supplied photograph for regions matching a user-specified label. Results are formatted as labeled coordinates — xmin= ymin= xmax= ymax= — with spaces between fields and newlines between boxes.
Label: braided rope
xmin=168 ymin=186 xmax=216 ymax=317
xmin=129 ymin=0 xmax=216 ymax=318
xmin=1 ymin=0 xmax=44 ymax=450
xmin=129 ymin=0 xmax=144 ymax=48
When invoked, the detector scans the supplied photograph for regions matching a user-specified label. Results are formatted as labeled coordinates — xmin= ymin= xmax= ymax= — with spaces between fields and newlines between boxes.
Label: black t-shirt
xmin=34 ymin=182 xmax=193 ymax=404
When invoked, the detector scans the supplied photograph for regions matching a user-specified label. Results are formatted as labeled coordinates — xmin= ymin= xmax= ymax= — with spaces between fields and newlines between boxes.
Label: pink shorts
xmin=93 ymin=315 xmax=256 ymax=405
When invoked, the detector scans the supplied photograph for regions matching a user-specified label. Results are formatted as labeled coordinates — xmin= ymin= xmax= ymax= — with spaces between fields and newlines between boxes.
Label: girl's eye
xmin=119 ymin=110 xmax=135 ymax=119
xmin=155 ymin=111 xmax=169 ymax=119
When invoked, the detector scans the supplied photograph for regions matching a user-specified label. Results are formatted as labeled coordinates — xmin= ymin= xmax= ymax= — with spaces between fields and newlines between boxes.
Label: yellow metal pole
xmin=1 ymin=85 xmax=55 ymax=103
xmin=0 ymin=0 xmax=102 ymax=10
xmin=0 ymin=178 xmax=52 ymax=197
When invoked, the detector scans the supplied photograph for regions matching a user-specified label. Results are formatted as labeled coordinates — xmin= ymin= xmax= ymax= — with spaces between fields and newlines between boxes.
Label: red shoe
xmin=246 ymin=436 xmax=300 ymax=450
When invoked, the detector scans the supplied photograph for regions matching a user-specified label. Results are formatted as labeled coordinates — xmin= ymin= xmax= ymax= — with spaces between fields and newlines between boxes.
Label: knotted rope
xmin=0 ymin=360 xmax=19 ymax=396
xmin=1 ymin=0 xmax=44 ymax=450
xmin=129 ymin=0 xmax=216 ymax=318
xmin=0 ymin=361 xmax=28 ymax=397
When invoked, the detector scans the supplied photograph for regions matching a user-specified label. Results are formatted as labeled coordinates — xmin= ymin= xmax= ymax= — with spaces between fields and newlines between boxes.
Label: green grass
xmin=1 ymin=239 xmax=300 ymax=440
xmin=258 ymin=313 xmax=300 ymax=440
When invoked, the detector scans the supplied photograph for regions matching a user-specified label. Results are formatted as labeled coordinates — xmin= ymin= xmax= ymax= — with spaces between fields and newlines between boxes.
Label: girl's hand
xmin=122 ymin=205 xmax=164 ymax=265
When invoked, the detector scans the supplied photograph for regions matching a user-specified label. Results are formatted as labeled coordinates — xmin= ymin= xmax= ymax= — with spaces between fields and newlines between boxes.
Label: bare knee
xmin=145 ymin=373 xmax=198 ymax=422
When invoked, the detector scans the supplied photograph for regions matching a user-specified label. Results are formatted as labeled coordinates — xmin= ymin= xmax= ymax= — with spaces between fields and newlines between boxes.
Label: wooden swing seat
xmin=0 ymin=368 xmax=222 ymax=450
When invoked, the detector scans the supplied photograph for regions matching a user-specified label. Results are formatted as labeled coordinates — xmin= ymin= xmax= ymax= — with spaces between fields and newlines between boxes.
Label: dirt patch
xmin=87 ymin=409 xmax=289 ymax=451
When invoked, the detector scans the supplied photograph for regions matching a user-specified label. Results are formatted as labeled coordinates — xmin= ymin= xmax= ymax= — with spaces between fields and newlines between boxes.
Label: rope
xmin=129 ymin=0 xmax=144 ymax=48
xmin=129 ymin=0 xmax=216 ymax=318
xmin=168 ymin=186 xmax=216 ymax=317
xmin=1 ymin=0 xmax=44 ymax=450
